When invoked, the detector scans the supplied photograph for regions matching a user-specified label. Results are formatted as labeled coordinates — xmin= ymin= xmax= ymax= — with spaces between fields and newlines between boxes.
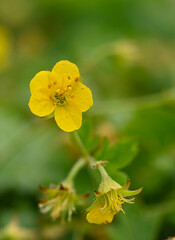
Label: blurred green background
xmin=0 ymin=0 xmax=175 ymax=239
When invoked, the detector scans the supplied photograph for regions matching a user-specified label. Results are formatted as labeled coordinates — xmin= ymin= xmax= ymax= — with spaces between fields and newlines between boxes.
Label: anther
xmin=56 ymin=88 xmax=60 ymax=93
xmin=53 ymin=81 xmax=57 ymax=85
xmin=48 ymin=84 xmax=51 ymax=89
xmin=68 ymin=76 xmax=71 ymax=80
xmin=75 ymin=77 xmax=79 ymax=82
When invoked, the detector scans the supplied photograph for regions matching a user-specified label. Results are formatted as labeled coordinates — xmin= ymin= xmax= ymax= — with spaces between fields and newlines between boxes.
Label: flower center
xmin=54 ymin=92 xmax=66 ymax=105
xmin=49 ymin=83 xmax=72 ymax=106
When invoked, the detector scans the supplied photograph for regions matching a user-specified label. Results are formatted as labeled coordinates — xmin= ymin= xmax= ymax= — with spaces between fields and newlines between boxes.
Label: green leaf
xmin=95 ymin=137 xmax=109 ymax=160
xmin=95 ymin=137 xmax=139 ymax=171
xmin=124 ymin=107 xmax=175 ymax=152
xmin=112 ymin=170 xmax=128 ymax=185
xmin=108 ymin=204 xmax=162 ymax=240
xmin=0 ymin=108 xmax=71 ymax=192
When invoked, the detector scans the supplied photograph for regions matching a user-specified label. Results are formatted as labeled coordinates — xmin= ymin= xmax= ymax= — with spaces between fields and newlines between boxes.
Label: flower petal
xmin=121 ymin=187 xmax=143 ymax=197
xmin=70 ymin=82 xmax=93 ymax=112
xmin=86 ymin=197 xmax=115 ymax=224
xmin=54 ymin=100 xmax=82 ymax=132
xmin=120 ymin=179 xmax=130 ymax=191
xmin=30 ymin=71 xmax=50 ymax=94
xmin=39 ymin=185 xmax=59 ymax=196
xmin=29 ymin=88 xmax=56 ymax=117
xmin=52 ymin=60 xmax=80 ymax=88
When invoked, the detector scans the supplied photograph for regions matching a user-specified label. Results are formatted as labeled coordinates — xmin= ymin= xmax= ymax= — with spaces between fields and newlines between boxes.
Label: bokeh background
xmin=0 ymin=0 xmax=175 ymax=239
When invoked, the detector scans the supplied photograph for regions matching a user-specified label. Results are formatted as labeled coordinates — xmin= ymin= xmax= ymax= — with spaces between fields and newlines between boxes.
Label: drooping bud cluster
xmin=85 ymin=165 xmax=142 ymax=224
xmin=39 ymin=183 xmax=89 ymax=223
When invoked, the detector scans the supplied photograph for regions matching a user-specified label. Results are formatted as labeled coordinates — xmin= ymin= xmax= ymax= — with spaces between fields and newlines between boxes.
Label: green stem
xmin=72 ymin=131 xmax=106 ymax=181
xmin=64 ymin=131 xmax=97 ymax=186
xmin=73 ymin=131 xmax=88 ymax=157
xmin=98 ymin=164 xmax=109 ymax=178
xmin=73 ymin=131 xmax=96 ymax=166
xmin=65 ymin=158 xmax=86 ymax=184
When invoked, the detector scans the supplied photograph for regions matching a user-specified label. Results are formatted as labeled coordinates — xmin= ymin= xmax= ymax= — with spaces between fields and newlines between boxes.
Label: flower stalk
xmin=98 ymin=164 xmax=109 ymax=178
xmin=64 ymin=158 xmax=86 ymax=185
xmin=73 ymin=131 xmax=97 ymax=168
xmin=73 ymin=131 xmax=89 ymax=158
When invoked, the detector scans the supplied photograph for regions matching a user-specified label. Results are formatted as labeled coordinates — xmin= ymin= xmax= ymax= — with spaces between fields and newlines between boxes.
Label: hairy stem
xmin=73 ymin=131 xmax=96 ymax=166
xmin=65 ymin=158 xmax=86 ymax=184
xmin=73 ymin=131 xmax=89 ymax=157
xmin=64 ymin=131 xmax=97 ymax=186
xmin=98 ymin=164 xmax=109 ymax=178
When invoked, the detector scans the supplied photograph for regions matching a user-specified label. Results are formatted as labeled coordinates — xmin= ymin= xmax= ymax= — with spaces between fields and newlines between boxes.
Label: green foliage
xmin=74 ymin=120 xmax=100 ymax=153
xmin=0 ymin=0 xmax=175 ymax=238
xmin=108 ymin=204 xmax=162 ymax=240
xmin=0 ymin=108 xmax=71 ymax=192
xmin=95 ymin=137 xmax=139 ymax=177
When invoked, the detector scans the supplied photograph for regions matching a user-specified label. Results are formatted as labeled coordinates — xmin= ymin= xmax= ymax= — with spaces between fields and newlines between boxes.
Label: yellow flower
xmin=39 ymin=183 xmax=89 ymax=223
xmin=85 ymin=166 xmax=142 ymax=224
xmin=28 ymin=60 xmax=93 ymax=132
